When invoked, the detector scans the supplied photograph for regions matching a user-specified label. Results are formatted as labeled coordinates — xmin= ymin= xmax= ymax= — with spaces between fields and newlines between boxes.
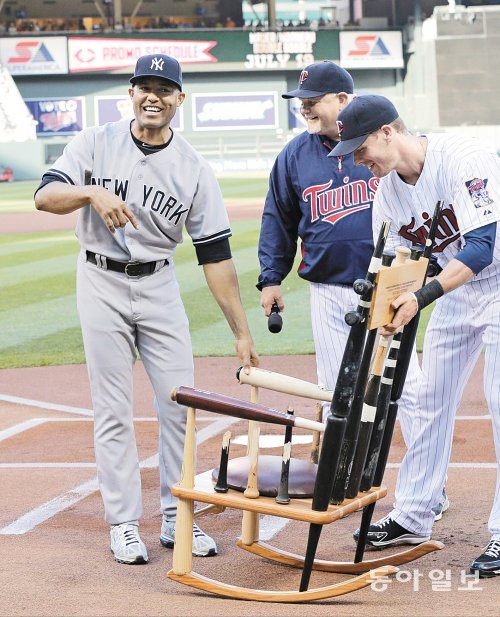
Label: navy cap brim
xmin=328 ymin=134 xmax=370 ymax=157
xmin=130 ymin=74 xmax=182 ymax=89
xmin=282 ymin=88 xmax=330 ymax=99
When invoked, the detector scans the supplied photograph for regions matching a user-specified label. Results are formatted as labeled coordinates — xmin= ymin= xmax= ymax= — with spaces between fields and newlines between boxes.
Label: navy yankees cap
xmin=329 ymin=94 xmax=399 ymax=157
xmin=282 ymin=61 xmax=354 ymax=99
xmin=130 ymin=54 xmax=183 ymax=90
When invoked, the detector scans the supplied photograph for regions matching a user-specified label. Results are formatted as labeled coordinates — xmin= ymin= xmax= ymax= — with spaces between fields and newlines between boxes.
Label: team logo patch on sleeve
xmin=465 ymin=178 xmax=494 ymax=209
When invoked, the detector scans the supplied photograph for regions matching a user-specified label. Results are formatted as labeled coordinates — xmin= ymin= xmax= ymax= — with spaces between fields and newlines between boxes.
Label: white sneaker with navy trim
xmin=110 ymin=523 xmax=149 ymax=564
xmin=160 ymin=518 xmax=217 ymax=557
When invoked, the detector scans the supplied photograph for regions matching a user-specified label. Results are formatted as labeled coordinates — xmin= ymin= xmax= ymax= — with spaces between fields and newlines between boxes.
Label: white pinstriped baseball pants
xmin=77 ymin=251 xmax=194 ymax=525
xmin=392 ymin=275 xmax=500 ymax=539
xmin=309 ymin=282 xmax=420 ymax=450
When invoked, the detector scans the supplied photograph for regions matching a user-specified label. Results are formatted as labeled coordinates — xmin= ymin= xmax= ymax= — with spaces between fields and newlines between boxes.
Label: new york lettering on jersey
xmin=90 ymin=176 xmax=189 ymax=224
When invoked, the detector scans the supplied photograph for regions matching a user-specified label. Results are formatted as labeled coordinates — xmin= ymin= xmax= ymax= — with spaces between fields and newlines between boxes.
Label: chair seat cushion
xmin=211 ymin=455 xmax=317 ymax=498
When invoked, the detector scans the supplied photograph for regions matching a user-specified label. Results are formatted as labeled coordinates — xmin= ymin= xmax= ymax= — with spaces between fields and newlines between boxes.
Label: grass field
xmin=0 ymin=179 xmax=431 ymax=369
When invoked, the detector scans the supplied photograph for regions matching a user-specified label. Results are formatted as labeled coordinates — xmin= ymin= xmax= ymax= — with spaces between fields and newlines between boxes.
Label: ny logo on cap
xmin=299 ymin=70 xmax=309 ymax=84
xmin=150 ymin=57 xmax=164 ymax=71
xmin=336 ymin=120 xmax=344 ymax=136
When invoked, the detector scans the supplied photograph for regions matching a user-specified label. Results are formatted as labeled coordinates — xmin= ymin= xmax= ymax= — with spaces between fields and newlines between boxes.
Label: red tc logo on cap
xmin=336 ymin=120 xmax=344 ymax=136
xmin=299 ymin=70 xmax=309 ymax=84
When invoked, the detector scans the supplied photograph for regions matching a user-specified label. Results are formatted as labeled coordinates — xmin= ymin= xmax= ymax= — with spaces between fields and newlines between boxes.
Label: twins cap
xmin=130 ymin=54 xmax=183 ymax=90
xmin=329 ymin=94 xmax=399 ymax=157
xmin=282 ymin=60 xmax=354 ymax=99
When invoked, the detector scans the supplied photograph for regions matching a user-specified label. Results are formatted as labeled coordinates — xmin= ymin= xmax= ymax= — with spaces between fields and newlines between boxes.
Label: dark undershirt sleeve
xmin=34 ymin=174 xmax=66 ymax=197
xmin=195 ymin=237 xmax=232 ymax=265
xmin=455 ymin=222 xmax=497 ymax=273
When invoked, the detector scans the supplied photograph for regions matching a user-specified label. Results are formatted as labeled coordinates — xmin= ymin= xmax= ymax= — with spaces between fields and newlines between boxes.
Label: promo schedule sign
xmin=68 ymin=37 xmax=217 ymax=72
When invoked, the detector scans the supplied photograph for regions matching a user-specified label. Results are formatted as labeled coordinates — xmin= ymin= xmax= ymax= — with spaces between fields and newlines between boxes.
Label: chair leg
xmin=241 ymin=511 xmax=259 ymax=546
xmin=354 ymin=502 xmax=376 ymax=563
xmin=171 ymin=406 xmax=196 ymax=576
xmin=241 ymin=386 xmax=261 ymax=545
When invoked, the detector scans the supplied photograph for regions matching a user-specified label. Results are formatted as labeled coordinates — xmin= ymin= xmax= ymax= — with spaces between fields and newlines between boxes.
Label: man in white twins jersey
xmin=331 ymin=95 xmax=500 ymax=577
xmin=35 ymin=54 xmax=258 ymax=565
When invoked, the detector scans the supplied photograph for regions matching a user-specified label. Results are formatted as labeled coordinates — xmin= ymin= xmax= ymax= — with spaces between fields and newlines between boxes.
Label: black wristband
xmin=413 ymin=279 xmax=444 ymax=311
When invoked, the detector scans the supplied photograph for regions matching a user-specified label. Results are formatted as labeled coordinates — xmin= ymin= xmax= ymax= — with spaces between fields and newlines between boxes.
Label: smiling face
xmin=129 ymin=77 xmax=185 ymax=135
xmin=299 ymin=93 xmax=346 ymax=140
xmin=353 ymin=128 xmax=397 ymax=178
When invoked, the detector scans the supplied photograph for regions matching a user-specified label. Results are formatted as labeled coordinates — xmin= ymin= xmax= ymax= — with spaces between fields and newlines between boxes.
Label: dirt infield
xmin=2 ymin=201 xmax=499 ymax=615
xmin=0 ymin=199 xmax=263 ymax=235
xmin=0 ymin=354 xmax=499 ymax=617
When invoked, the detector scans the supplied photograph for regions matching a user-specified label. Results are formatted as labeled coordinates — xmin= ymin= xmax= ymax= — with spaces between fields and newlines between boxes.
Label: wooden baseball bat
xmin=214 ymin=431 xmax=231 ymax=493
xmin=242 ymin=387 xmax=260 ymax=539
xmin=358 ymin=332 xmax=402 ymax=493
xmin=309 ymin=402 xmax=323 ymax=464
xmin=345 ymin=335 xmax=390 ymax=498
xmin=236 ymin=366 xmax=334 ymax=402
xmin=171 ymin=386 xmax=325 ymax=433
xmin=243 ymin=386 xmax=261 ymax=499
xmin=276 ymin=407 xmax=294 ymax=505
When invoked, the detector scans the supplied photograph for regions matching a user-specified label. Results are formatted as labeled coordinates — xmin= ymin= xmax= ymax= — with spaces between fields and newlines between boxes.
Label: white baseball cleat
xmin=110 ymin=523 xmax=149 ymax=564
xmin=160 ymin=518 xmax=217 ymax=557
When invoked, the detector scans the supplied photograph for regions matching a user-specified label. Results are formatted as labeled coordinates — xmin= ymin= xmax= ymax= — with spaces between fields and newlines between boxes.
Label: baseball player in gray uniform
xmin=331 ymin=94 xmax=500 ymax=577
xmin=34 ymin=53 xmax=258 ymax=565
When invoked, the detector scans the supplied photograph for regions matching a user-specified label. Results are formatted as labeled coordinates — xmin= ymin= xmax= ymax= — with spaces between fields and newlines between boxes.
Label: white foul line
xmin=0 ymin=394 xmax=93 ymax=417
xmin=0 ymin=414 xmax=222 ymax=446
xmin=0 ymin=418 xmax=48 ymax=442
xmin=0 ymin=477 xmax=99 ymax=535
xmin=0 ymin=415 xmax=240 ymax=535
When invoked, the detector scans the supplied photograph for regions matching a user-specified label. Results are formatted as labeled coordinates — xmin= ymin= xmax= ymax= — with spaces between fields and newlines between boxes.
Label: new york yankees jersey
xmin=41 ymin=119 xmax=231 ymax=262
xmin=373 ymin=133 xmax=500 ymax=280
xmin=258 ymin=130 xmax=377 ymax=288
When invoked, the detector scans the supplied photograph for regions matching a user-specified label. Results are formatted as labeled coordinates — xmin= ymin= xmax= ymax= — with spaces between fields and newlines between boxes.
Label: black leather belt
xmin=86 ymin=251 xmax=168 ymax=277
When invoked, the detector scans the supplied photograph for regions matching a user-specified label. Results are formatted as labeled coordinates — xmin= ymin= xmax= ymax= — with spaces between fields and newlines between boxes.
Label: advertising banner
xmin=25 ymin=97 xmax=85 ymax=135
xmin=192 ymin=92 xmax=278 ymax=130
xmin=68 ymin=37 xmax=217 ymax=72
xmin=0 ymin=37 xmax=68 ymax=75
xmin=340 ymin=31 xmax=404 ymax=69
xmin=94 ymin=95 xmax=182 ymax=130
xmin=288 ymin=98 xmax=306 ymax=129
